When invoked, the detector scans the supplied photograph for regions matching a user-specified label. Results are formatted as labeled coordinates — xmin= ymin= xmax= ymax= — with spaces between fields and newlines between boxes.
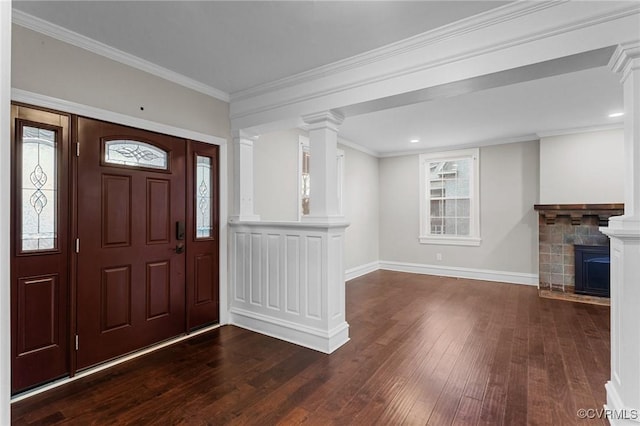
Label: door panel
xmin=10 ymin=104 xmax=70 ymax=393
xmin=76 ymin=117 xmax=186 ymax=369
xmin=186 ymin=141 xmax=220 ymax=329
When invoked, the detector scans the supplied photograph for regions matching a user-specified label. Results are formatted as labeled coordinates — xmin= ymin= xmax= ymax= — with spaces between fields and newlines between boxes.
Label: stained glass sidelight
xmin=21 ymin=126 xmax=58 ymax=251
xmin=196 ymin=155 xmax=213 ymax=238
xmin=104 ymin=140 xmax=168 ymax=170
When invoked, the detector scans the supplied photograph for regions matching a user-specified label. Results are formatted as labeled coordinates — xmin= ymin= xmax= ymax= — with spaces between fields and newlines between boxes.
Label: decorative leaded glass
xmin=21 ymin=126 xmax=58 ymax=251
xmin=196 ymin=155 xmax=213 ymax=238
xmin=104 ymin=140 xmax=168 ymax=170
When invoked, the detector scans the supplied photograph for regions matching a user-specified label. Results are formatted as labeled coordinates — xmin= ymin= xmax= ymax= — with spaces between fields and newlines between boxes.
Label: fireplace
xmin=574 ymin=245 xmax=610 ymax=297
xmin=534 ymin=203 xmax=623 ymax=297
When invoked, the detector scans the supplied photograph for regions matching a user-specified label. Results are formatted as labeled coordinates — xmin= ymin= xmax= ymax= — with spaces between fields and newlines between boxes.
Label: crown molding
xmin=230 ymin=2 xmax=640 ymax=123
xmin=231 ymin=1 xmax=559 ymax=102
xmin=609 ymin=40 xmax=640 ymax=83
xmin=337 ymin=137 xmax=380 ymax=158
xmin=378 ymin=134 xmax=540 ymax=158
xmin=536 ymin=122 xmax=624 ymax=138
xmin=12 ymin=9 xmax=230 ymax=103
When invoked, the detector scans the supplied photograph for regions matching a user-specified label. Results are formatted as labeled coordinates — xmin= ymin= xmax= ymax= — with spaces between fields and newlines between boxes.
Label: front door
xmin=76 ymin=117 xmax=187 ymax=369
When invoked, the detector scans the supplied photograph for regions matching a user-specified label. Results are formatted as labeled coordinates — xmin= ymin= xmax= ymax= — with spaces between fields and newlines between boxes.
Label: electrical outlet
xmin=436 ymin=253 xmax=442 ymax=261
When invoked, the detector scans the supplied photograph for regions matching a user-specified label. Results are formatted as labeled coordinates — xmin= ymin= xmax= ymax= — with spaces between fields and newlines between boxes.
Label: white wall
xmin=1 ymin=2 xmax=12 ymax=423
xmin=539 ymin=129 xmax=624 ymax=204
xmin=12 ymin=25 xmax=230 ymax=139
xmin=379 ymin=140 xmax=540 ymax=275
xmin=253 ymin=129 xmax=303 ymax=221
xmin=342 ymin=144 xmax=379 ymax=271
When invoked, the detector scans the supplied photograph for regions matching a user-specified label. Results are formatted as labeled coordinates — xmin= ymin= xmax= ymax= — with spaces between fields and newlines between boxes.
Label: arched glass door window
xmin=104 ymin=140 xmax=168 ymax=170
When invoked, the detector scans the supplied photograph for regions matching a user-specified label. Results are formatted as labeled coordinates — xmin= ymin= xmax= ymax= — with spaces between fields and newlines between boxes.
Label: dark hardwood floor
xmin=12 ymin=270 xmax=610 ymax=425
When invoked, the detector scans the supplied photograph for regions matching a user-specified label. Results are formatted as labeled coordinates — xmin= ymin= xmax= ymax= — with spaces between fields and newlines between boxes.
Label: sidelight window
xmin=195 ymin=155 xmax=213 ymax=238
xmin=20 ymin=125 xmax=58 ymax=252
xmin=104 ymin=140 xmax=168 ymax=170
xmin=419 ymin=148 xmax=481 ymax=246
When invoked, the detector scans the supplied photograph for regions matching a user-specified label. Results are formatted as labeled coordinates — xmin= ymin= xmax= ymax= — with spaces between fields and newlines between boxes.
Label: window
xmin=298 ymin=135 xmax=345 ymax=219
xmin=20 ymin=125 xmax=59 ymax=252
xmin=419 ymin=148 xmax=480 ymax=246
xmin=104 ymin=140 xmax=168 ymax=170
xmin=195 ymin=155 xmax=213 ymax=238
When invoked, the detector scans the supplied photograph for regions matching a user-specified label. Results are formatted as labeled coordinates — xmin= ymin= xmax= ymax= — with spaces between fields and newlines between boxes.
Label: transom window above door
xmin=103 ymin=139 xmax=169 ymax=170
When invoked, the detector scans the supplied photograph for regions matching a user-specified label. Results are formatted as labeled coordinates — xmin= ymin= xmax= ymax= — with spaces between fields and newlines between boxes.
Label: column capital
xmin=302 ymin=110 xmax=345 ymax=132
xmin=609 ymin=41 xmax=640 ymax=83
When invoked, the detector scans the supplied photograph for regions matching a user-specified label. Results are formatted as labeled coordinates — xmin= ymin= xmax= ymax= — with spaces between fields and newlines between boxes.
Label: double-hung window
xmin=419 ymin=148 xmax=481 ymax=246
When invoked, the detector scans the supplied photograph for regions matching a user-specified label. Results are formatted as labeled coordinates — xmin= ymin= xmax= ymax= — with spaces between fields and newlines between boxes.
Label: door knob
xmin=175 ymin=243 xmax=184 ymax=254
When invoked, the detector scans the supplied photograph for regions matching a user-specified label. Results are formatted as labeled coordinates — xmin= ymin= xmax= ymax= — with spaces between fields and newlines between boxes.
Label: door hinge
xmin=75 ymin=335 xmax=79 ymax=351
xmin=75 ymin=238 xmax=80 ymax=253
xmin=76 ymin=142 xmax=80 ymax=157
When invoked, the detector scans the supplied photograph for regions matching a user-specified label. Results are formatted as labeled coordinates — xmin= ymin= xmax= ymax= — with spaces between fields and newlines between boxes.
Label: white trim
xmin=229 ymin=307 xmax=350 ymax=354
xmin=536 ymin=123 xmax=624 ymax=138
xmin=419 ymin=148 xmax=481 ymax=244
xmin=218 ymin=143 xmax=229 ymax=325
xmin=230 ymin=1 xmax=559 ymax=102
xmin=230 ymin=3 xmax=640 ymax=123
xmin=11 ymin=10 xmax=230 ymax=102
xmin=1 ymin=1 xmax=12 ymax=422
xmin=11 ymin=89 xmax=227 ymax=146
xmin=345 ymin=261 xmax=380 ymax=281
xmin=418 ymin=236 xmax=482 ymax=247
xmin=379 ymin=135 xmax=539 ymax=158
xmin=10 ymin=324 xmax=221 ymax=403
xmin=605 ymin=381 xmax=640 ymax=425
xmin=337 ymin=136 xmax=381 ymax=158
xmin=379 ymin=260 xmax=539 ymax=286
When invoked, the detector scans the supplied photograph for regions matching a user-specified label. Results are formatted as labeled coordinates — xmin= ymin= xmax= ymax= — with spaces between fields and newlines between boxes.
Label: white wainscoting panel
xmin=229 ymin=221 xmax=350 ymax=353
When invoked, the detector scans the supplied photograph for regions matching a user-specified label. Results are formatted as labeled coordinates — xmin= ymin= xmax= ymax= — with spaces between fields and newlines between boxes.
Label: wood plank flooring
xmin=11 ymin=270 xmax=610 ymax=425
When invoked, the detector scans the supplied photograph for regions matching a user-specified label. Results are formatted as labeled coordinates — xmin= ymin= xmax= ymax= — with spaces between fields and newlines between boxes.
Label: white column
xmin=0 ymin=0 xmax=11 ymax=422
xmin=602 ymin=41 xmax=640 ymax=426
xmin=231 ymin=130 xmax=260 ymax=222
xmin=301 ymin=110 xmax=345 ymax=222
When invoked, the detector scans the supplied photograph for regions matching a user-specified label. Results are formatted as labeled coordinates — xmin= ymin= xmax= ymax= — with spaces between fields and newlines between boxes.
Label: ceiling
xmin=12 ymin=1 xmax=625 ymax=154
xmin=12 ymin=1 xmax=508 ymax=95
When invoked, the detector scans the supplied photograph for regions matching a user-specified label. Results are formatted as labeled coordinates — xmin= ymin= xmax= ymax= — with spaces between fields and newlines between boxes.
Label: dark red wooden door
xmin=10 ymin=105 xmax=70 ymax=393
xmin=186 ymin=141 xmax=220 ymax=329
xmin=76 ymin=117 xmax=186 ymax=369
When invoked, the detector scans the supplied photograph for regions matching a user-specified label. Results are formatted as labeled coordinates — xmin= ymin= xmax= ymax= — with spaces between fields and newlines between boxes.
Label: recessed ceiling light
xmin=410 ymin=139 xmax=420 ymax=143
xmin=609 ymin=112 xmax=624 ymax=118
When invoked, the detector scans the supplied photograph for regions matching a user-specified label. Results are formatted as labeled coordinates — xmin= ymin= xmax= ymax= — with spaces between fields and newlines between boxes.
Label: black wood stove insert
xmin=574 ymin=245 xmax=610 ymax=297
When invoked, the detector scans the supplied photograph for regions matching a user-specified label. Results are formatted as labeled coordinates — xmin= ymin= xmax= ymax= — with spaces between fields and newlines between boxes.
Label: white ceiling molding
xmin=230 ymin=2 xmax=640 ymax=130
xmin=536 ymin=123 xmax=624 ymax=139
xmin=379 ymin=135 xmax=540 ymax=159
xmin=230 ymin=1 xmax=557 ymax=102
xmin=11 ymin=9 xmax=230 ymax=103
xmin=337 ymin=137 xmax=381 ymax=158
xmin=12 ymin=88 xmax=227 ymax=146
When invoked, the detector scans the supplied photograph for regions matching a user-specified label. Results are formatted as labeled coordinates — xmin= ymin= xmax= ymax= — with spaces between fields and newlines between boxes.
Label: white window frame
xmin=419 ymin=148 xmax=481 ymax=246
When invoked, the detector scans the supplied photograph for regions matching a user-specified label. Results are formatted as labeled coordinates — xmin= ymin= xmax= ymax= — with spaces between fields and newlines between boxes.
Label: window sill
xmin=418 ymin=236 xmax=482 ymax=246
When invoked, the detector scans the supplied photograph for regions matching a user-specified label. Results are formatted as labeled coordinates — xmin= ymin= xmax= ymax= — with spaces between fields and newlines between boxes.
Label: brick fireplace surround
xmin=534 ymin=204 xmax=624 ymax=295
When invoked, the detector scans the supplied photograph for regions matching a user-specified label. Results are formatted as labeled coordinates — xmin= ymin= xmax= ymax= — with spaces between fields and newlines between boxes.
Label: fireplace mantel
xmin=534 ymin=203 xmax=624 ymax=226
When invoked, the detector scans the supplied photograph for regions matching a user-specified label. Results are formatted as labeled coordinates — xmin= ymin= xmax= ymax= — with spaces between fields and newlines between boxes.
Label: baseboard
xmin=379 ymin=260 xmax=539 ymax=286
xmin=605 ymin=381 xmax=640 ymax=425
xmin=229 ymin=307 xmax=350 ymax=354
xmin=345 ymin=261 xmax=380 ymax=281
